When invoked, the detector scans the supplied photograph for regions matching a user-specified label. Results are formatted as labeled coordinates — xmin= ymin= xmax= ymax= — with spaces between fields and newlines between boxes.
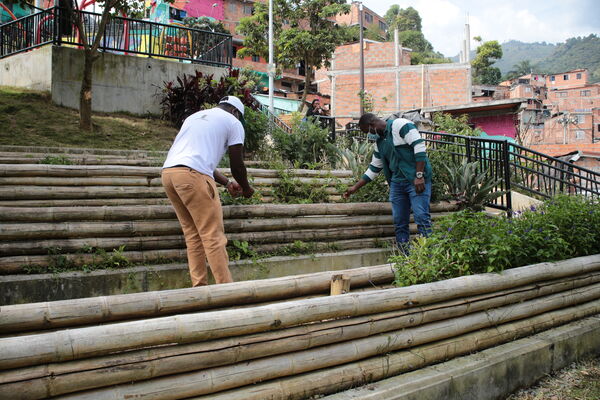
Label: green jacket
xmin=362 ymin=118 xmax=432 ymax=184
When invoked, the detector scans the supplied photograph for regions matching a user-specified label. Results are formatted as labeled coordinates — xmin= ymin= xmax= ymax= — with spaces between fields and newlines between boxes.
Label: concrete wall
xmin=0 ymin=46 xmax=52 ymax=91
xmin=50 ymin=46 xmax=228 ymax=115
xmin=0 ymin=249 xmax=391 ymax=304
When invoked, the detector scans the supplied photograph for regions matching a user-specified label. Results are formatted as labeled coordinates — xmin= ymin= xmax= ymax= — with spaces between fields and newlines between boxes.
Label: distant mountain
xmin=452 ymin=35 xmax=600 ymax=83
xmin=493 ymin=40 xmax=556 ymax=75
xmin=535 ymin=34 xmax=600 ymax=82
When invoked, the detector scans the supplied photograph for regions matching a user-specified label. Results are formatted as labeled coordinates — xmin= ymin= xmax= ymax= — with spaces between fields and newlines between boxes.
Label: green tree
xmin=384 ymin=5 xmax=421 ymax=32
xmin=58 ymin=0 xmax=156 ymax=131
xmin=182 ymin=16 xmax=229 ymax=34
xmin=472 ymin=37 xmax=503 ymax=85
xmin=504 ymin=60 xmax=534 ymax=80
xmin=238 ymin=0 xmax=350 ymax=110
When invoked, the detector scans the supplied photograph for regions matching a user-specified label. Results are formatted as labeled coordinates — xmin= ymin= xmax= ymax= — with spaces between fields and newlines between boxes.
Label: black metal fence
xmin=0 ymin=7 xmax=232 ymax=67
xmin=421 ymin=131 xmax=600 ymax=211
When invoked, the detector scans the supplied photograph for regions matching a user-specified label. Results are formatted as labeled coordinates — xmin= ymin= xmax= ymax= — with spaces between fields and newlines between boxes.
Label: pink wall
xmin=470 ymin=115 xmax=516 ymax=138
xmin=178 ymin=0 xmax=224 ymax=19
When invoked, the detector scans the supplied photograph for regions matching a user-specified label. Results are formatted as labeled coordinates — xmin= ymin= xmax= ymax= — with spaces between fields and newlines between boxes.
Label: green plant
xmin=432 ymin=113 xmax=481 ymax=136
xmin=228 ymin=240 xmax=258 ymax=261
xmin=271 ymin=114 xmax=337 ymax=168
xmin=160 ymin=68 xmax=258 ymax=128
xmin=392 ymin=195 xmax=599 ymax=287
xmin=39 ymin=155 xmax=73 ymax=165
xmin=358 ymin=90 xmax=375 ymax=113
xmin=243 ymin=108 xmax=269 ymax=154
xmin=272 ymin=167 xmax=330 ymax=204
xmin=442 ymin=160 xmax=505 ymax=211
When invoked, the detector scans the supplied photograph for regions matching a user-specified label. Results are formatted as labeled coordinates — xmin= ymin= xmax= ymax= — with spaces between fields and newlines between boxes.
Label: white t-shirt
xmin=162 ymin=108 xmax=245 ymax=178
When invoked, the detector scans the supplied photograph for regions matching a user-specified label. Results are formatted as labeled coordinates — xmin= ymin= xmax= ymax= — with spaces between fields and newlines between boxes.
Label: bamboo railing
xmin=0 ymin=255 xmax=598 ymax=399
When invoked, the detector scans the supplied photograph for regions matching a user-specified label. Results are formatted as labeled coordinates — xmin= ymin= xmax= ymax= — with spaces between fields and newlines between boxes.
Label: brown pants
xmin=161 ymin=167 xmax=233 ymax=286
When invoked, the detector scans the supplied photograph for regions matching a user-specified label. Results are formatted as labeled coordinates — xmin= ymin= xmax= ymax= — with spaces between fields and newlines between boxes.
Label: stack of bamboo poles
xmin=0 ymin=163 xmax=352 ymax=206
xmin=0 ymin=255 xmax=599 ymax=399
xmin=0 ymin=201 xmax=458 ymax=274
xmin=0 ymin=146 xmax=167 ymax=166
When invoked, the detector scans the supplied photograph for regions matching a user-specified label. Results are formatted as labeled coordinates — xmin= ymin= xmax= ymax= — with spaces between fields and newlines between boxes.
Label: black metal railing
xmin=1 ymin=7 xmax=232 ymax=67
xmin=254 ymin=101 xmax=293 ymax=134
xmin=421 ymin=131 xmax=600 ymax=211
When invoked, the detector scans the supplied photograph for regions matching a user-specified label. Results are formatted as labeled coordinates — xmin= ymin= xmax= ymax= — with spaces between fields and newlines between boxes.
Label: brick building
xmin=315 ymin=40 xmax=471 ymax=126
xmin=334 ymin=1 xmax=388 ymax=35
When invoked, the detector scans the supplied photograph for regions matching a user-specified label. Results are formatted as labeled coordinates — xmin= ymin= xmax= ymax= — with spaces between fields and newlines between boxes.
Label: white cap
xmin=219 ymin=96 xmax=245 ymax=116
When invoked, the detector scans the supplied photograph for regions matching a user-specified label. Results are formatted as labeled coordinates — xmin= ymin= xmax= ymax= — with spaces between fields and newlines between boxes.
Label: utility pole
xmin=359 ymin=1 xmax=364 ymax=116
xmin=268 ymin=0 xmax=274 ymax=113
xmin=557 ymin=112 xmax=577 ymax=144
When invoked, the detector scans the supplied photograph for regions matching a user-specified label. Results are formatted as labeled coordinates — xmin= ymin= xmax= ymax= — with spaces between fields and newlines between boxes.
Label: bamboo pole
xmin=0 ymin=157 xmax=163 ymax=166
xmin=0 ymin=202 xmax=455 ymax=222
xmin=0 ymin=176 xmax=351 ymax=187
xmin=1 ymin=272 xmax=598 ymax=398
xmin=0 ymin=255 xmax=598 ymax=370
xmin=0 ymin=249 xmax=189 ymax=274
xmin=0 ymin=186 xmax=167 ymax=200
xmin=0 ymin=177 xmax=164 ymax=187
xmin=0 ymin=165 xmax=351 ymax=179
xmin=0 ymin=145 xmax=166 ymax=157
xmin=37 ymin=283 xmax=600 ymax=399
xmin=0 ymin=198 xmax=173 ymax=207
xmin=0 ymin=205 xmax=176 ymax=222
xmin=194 ymin=300 xmax=600 ymax=400
xmin=0 ymin=265 xmax=395 ymax=333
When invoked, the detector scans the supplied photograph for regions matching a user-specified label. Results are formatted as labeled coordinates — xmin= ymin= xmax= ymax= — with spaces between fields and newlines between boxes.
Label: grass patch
xmin=506 ymin=357 xmax=600 ymax=400
xmin=0 ymin=86 xmax=178 ymax=150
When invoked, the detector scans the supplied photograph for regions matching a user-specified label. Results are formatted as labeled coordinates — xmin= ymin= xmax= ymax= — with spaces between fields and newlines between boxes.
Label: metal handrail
xmin=420 ymin=130 xmax=600 ymax=211
xmin=1 ymin=6 xmax=232 ymax=67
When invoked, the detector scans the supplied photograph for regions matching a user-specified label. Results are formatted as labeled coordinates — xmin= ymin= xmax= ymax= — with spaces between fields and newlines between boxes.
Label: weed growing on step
xmin=22 ymin=245 xmax=133 ymax=275
xmin=39 ymin=155 xmax=73 ymax=165
xmin=392 ymin=195 xmax=600 ymax=286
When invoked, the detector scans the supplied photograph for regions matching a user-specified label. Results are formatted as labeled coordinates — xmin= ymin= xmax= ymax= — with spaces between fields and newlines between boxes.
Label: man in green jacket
xmin=344 ymin=113 xmax=432 ymax=250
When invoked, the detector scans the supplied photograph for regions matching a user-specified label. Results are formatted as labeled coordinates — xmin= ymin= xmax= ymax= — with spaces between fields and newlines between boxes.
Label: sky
xmin=363 ymin=0 xmax=600 ymax=57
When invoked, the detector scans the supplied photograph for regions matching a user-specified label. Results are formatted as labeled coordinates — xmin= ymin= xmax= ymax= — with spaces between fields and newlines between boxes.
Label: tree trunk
xmin=79 ymin=50 xmax=94 ymax=131
xmin=298 ymin=62 xmax=311 ymax=113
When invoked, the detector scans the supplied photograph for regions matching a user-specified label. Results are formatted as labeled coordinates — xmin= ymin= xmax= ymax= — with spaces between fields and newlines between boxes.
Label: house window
xmin=550 ymin=75 xmax=555 ymax=82
xmin=557 ymin=92 xmax=568 ymax=98
xmin=581 ymin=90 xmax=591 ymax=97
xmin=228 ymin=3 xmax=236 ymax=13
xmin=281 ymin=81 xmax=292 ymax=89
xmin=574 ymin=114 xmax=585 ymax=124
xmin=575 ymin=130 xmax=585 ymax=140
xmin=243 ymin=5 xmax=253 ymax=15
xmin=364 ymin=13 xmax=373 ymax=23
xmin=563 ymin=74 xmax=569 ymax=80
xmin=251 ymin=55 xmax=260 ymax=62
xmin=576 ymin=73 xmax=582 ymax=79
xmin=525 ymin=87 xmax=532 ymax=93
xmin=379 ymin=21 xmax=387 ymax=31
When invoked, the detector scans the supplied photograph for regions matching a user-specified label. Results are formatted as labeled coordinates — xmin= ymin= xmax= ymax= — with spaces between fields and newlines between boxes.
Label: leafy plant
xmin=392 ymin=195 xmax=599 ymax=287
xmin=228 ymin=240 xmax=258 ymax=261
xmin=335 ymin=138 xmax=373 ymax=176
xmin=160 ymin=68 xmax=258 ymax=128
xmin=442 ymin=160 xmax=505 ymax=211
xmin=271 ymin=114 xmax=337 ymax=168
xmin=39 ymin=155 xmax=73 ymax=165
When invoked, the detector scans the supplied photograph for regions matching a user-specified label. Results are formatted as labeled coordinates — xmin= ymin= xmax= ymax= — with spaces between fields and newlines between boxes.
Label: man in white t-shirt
xmin=162 ymin=96 xmax=255 ymax=286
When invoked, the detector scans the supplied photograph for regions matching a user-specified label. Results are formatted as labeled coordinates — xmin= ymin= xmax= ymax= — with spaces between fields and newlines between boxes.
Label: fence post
xmin=148 ymin=23 xmax=153 ymax=57
xmin=502 ymin=140 xmax=512 ymax=213
xmin=54 ymin=7 xmax=61 ymax=45
xmin=465 ymin=136 xmax=471 ymax=162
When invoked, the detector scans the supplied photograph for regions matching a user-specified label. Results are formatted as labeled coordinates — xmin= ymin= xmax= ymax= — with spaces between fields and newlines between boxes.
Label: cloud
xmin=365 ymin=0 xmax=599 ymax=57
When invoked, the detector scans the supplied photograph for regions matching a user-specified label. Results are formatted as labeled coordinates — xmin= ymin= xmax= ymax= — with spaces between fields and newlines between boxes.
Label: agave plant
xmin=335 ymin=139 xmax=373 ymax=176
xmin=443 ymin=160 xmax=505 ymax=211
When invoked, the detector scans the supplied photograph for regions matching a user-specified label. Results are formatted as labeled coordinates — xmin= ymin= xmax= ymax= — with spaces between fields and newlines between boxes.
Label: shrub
xmin=271 ymin=113 xmax=337 ymax=169
xmin=160 ymin=68 xmax=258 ymax=128
xmin=392 ymin=195 xmax=599 ymax=286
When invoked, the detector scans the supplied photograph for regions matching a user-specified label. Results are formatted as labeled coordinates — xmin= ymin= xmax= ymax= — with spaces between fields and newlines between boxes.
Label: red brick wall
xmin=544 ymin=84 xmax=600 ymax=113
xmin=325 ymin=64 xmax=471 ymax=126
xmin=545 ymin=69 xmax=589 ymax=89
xmin=541 ymin=113 xmax=595 ymax=144
xmin=335 ymin=2 xmax=386 ymax=34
